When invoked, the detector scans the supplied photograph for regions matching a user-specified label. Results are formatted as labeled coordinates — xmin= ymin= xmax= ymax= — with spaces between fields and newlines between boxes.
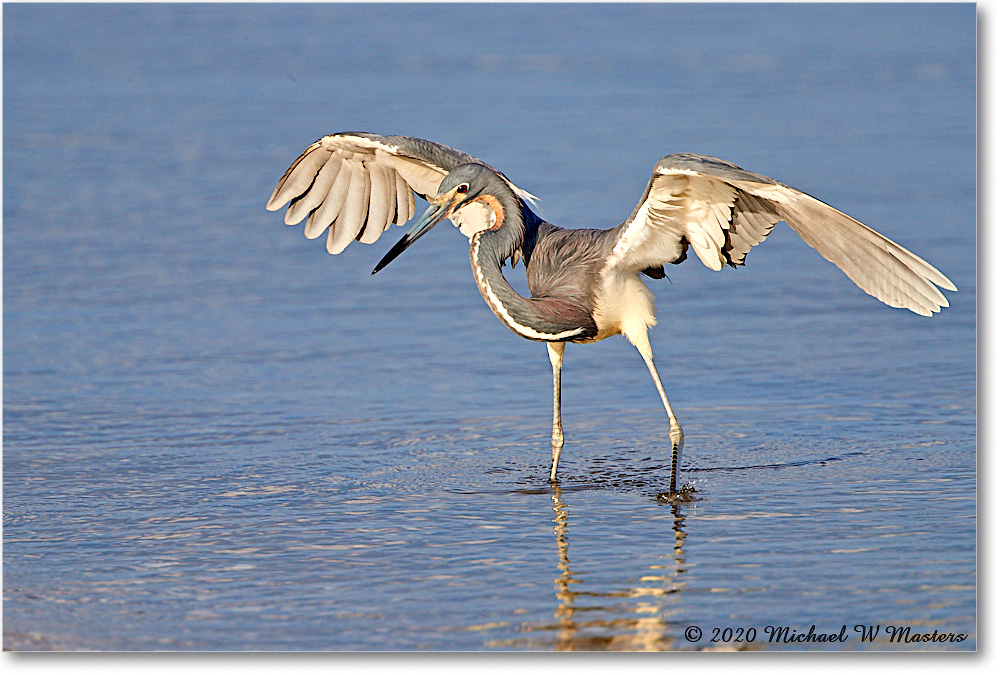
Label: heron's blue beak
xmin=372 ymin=196 xmax=456 ymax=275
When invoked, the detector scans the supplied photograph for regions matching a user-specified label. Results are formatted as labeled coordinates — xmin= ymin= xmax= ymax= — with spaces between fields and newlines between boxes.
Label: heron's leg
xmin=632 ymin=333 xmax=684 ymax=494
xmin=547 ymin=341 xmax=566 ymax=482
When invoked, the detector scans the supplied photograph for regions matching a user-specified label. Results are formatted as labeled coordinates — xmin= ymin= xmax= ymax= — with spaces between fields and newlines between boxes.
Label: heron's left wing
xmin=604 ymin=154 xmax=956 ymax=316
xmin=266 ymin=132 xmax=536 ymax=254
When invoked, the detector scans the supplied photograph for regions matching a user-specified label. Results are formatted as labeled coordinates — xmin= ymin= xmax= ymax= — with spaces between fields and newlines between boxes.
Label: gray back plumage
xmin=526 ymin=224 xmax=616 ymax=307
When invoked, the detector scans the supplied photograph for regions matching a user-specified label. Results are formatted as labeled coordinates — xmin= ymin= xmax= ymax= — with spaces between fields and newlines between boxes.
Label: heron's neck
xmin=469 ymin=201 xmax=583 ymax=342
xmin=481 ymin=187 xmax=534 ymax=265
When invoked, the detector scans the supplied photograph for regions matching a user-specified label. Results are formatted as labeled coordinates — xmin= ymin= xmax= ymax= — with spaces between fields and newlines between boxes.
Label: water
xmin=3 ymin=3 xmax=975 ymax=651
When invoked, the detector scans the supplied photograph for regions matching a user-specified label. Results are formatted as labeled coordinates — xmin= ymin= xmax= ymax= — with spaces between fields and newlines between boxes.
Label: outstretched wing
xmin=604 ymin=153 xmax=957 ymax=316
xmin=266 ymin=132 xmax=536 ymax=254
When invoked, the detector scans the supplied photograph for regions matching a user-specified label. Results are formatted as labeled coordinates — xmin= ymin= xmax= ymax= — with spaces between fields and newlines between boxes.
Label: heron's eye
xmin=456 ymin=184 xmax=469 ymax=194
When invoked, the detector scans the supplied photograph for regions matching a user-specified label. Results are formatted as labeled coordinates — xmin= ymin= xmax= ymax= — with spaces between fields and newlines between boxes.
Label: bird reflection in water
xmin=544 ymin=485 xmax=688 ymax=651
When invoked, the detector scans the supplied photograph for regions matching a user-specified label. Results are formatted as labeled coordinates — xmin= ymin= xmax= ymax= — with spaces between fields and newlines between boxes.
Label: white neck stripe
xmin=471 ymin=234 xmax=584 ymax=342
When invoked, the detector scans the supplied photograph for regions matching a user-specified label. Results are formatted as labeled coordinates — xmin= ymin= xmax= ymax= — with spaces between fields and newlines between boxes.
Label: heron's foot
xmin=657 ymin=483 xmax=697 ymax=504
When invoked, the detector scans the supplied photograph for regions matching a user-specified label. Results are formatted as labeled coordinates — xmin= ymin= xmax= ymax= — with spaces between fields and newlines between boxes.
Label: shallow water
xmin=3 ymin=3 xmax=976 ymax=650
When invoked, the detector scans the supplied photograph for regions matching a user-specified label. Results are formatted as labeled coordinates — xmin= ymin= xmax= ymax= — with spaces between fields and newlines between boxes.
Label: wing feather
xmin=267 ymin=132 xmax=536 ymax=255
xmin=739 ymin=182 xmax=954 ymax=314
xmin=266 ymin=142 xmax=331 ymax=210
xmin=304 ymin=159 xmax=353 ymax=239
xmin=328 ymin=165 xmax=369 ymax=254
xmin=382 ymin=169 xmax=398 ymax=232
xmin=726 ymin=193 xmax=777 ymax=265
xmin=606 ymin=154 xmax=955 ymax=316
xmin=286 ymin=153 xmax=342 ymax=225
xmin=359 ymin=162 xmax=391 ymax=244
xmin=405 ymin=178 xmax=415 ymax=223
xmin=394 ymin=166 xmax=411 ymax=226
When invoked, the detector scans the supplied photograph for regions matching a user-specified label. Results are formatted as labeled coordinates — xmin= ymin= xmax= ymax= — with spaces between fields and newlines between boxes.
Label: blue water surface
xmin=3 ymin=3 xmax=975 ymax=650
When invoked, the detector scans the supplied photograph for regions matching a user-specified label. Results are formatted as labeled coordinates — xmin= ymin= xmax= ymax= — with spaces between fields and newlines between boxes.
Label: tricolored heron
xmin=266 ymin=132 xmax=955 ymax=496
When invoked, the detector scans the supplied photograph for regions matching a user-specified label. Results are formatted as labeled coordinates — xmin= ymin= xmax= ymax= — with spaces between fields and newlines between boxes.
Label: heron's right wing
xmin=266 ymin=132 xmax=537 ymax=254
xmin=604 ymin=154 xmax=956 ymax=316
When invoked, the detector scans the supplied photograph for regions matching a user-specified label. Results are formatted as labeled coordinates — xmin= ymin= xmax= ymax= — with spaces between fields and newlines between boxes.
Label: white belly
xmin=591 ymin=271 xmax=658 ymax=345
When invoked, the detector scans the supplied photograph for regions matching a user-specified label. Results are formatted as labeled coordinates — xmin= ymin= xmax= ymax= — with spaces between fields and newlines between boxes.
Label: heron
xmin=266 ymin=132 xmax=956 ymax=497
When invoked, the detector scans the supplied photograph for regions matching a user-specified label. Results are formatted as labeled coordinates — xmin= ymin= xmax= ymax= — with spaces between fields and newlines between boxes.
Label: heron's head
xmin=372 ymin=163 xmax=504 ymax=274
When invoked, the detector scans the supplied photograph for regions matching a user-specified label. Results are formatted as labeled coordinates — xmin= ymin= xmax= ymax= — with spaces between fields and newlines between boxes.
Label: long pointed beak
xmin=372 ymin=196 xmax=456 ymax=274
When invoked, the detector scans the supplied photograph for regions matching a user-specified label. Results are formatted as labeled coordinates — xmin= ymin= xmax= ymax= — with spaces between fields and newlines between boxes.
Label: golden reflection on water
xmin=490 ymin=486 xmax=689 ymax=651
